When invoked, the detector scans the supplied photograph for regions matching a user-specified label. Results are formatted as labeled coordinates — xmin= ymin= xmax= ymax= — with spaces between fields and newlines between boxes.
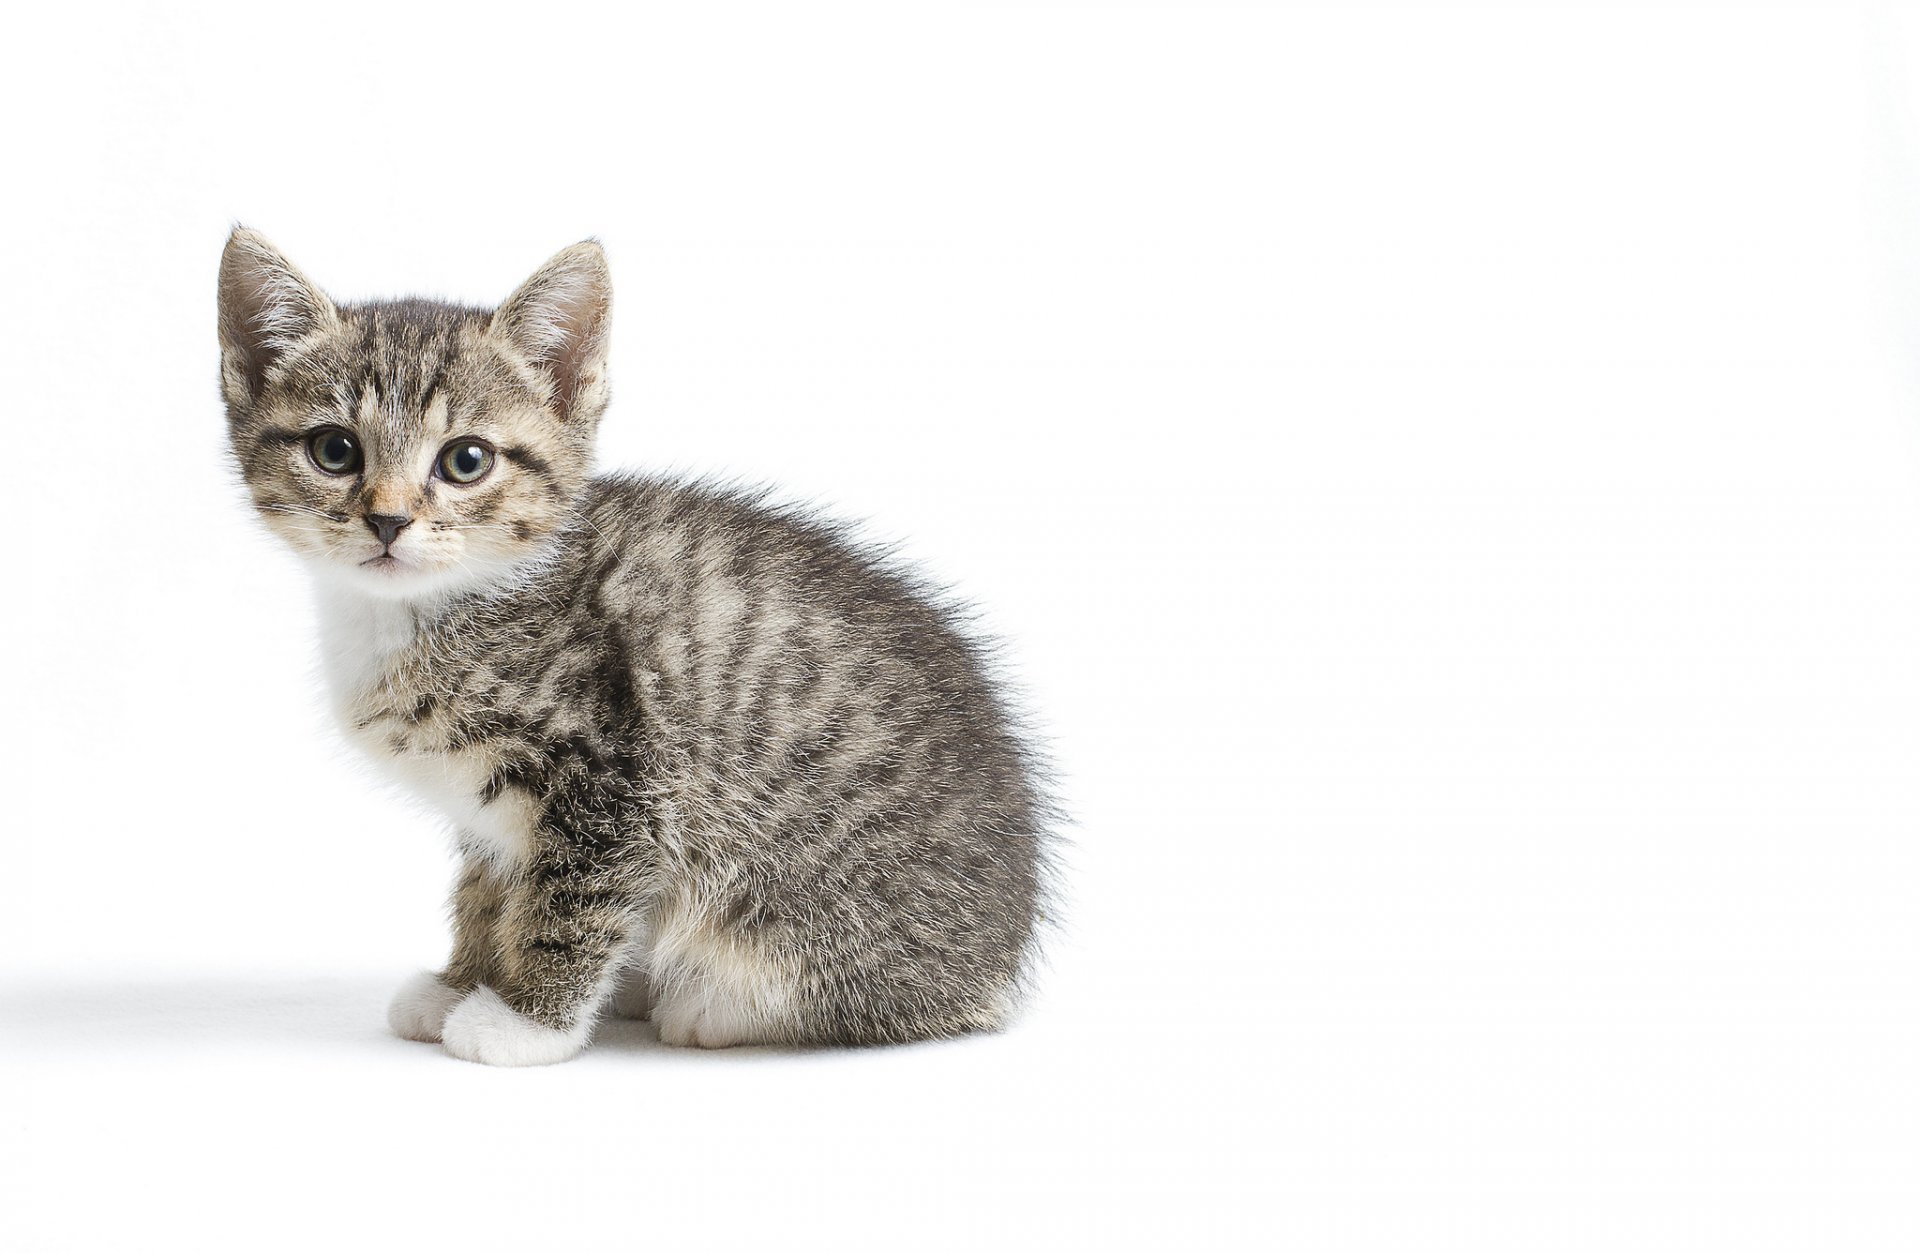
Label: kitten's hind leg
xmin=388 ymin=858 xmax=505 ymax=1043
xmin=653 ymin=974 xmax=782 ymax=1049
xmin=649 ymin=895 xmax=796 ymax=1049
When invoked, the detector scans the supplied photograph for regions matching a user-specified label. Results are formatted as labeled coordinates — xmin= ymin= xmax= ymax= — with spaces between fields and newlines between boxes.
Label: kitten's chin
xmin=310 ymin=553 xmax=507 ymax=603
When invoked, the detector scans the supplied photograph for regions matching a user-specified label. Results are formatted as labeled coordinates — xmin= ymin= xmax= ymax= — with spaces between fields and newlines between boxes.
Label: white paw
xmin=440 ymin=986 xmax=591 ymax=1067
xmin=387 ymin=970 xmax=464 ymax=1043
xmin=655 ymin=988 xmax=769 ymax=1049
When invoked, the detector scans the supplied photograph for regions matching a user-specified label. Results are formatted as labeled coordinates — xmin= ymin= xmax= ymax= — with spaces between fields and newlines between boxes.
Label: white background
xmin=3 ymin=1 xmax=1918 ymax=1248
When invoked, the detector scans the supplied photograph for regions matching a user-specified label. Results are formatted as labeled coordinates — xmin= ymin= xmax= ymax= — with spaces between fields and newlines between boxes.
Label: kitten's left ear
xmin=492 ymin=241 xmax=612 ymax=422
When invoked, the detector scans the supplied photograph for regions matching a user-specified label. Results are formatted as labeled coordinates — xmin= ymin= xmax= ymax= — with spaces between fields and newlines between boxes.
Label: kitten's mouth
xmin=360 ymin=553 xmax=403 ymax=570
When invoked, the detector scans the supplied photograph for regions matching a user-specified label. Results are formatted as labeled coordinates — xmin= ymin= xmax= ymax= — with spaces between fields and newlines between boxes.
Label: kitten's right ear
xmin=217 ymin=227 xmax=337 ymax=407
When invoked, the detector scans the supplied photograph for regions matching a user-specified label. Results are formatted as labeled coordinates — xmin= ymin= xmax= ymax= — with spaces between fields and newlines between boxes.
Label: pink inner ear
xmin=537 ymin=281 xmax=609 ymax=414
xmin=495 ymin=250 xmax=610 ymax=417
xmin=219 ymin=234 xmax=333 ymax=396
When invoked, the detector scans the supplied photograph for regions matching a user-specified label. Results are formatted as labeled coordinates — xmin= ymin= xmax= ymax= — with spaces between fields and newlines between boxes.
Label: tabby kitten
xmin=217 ymin=229 xmax=1054 ymax=1065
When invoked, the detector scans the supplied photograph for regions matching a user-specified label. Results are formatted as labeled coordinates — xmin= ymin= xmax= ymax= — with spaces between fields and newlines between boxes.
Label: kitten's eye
xmin=307 ymin=427 xmax=361 ymax=475
xmin=438 ymin=440 xmax=495 ymax=485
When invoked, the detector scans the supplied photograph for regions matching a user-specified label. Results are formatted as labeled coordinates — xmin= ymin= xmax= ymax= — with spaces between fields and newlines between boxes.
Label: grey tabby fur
xmin=216 ymin=228 xmax=1055 ymax=1065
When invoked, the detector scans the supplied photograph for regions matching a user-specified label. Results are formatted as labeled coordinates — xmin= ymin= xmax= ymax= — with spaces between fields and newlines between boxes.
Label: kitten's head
xmin=217 ymin=229 xmax=611 ymax=600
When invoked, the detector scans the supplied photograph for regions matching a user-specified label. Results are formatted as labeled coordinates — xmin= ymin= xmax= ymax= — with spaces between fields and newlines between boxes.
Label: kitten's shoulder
xmin=570 ymin=472 xmax=968 ymax=640
xmin=577 ymin=472 xmax=887 ymax=577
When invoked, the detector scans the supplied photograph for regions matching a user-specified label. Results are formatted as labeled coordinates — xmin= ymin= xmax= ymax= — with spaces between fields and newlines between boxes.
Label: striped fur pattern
xmin=217 ymin=229 xmax=1055 ymax=1064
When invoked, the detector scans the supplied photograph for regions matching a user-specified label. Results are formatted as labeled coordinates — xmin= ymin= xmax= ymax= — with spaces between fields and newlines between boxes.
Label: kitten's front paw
xmin=440 ymin=986 xmax=590 ymax=1067
xmin=388 ymin=970 xmax=464 ymax=1043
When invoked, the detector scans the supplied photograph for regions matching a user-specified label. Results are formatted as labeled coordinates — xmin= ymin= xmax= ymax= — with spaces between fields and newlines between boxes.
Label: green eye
xmin=438 ymin=440 xmax=494 ymax=485
xmin=307 ymin=427 xmax=361 ymax=475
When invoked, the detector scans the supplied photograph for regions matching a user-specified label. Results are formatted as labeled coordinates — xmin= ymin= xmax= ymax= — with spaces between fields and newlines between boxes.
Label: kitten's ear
xmin=217 ymin=227 xmax=337 ymax=405
xmin=491 ymin=241 xmax=611 ymax=421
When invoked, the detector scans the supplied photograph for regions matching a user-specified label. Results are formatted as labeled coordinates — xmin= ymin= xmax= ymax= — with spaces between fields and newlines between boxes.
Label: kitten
xmin=217 ymin=229 xmax=1056 ymax=1065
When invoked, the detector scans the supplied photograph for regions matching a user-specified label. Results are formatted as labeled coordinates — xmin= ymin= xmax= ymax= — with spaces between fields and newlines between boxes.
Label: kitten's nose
xmin=365 ymin=513 xmax=412 ymax=547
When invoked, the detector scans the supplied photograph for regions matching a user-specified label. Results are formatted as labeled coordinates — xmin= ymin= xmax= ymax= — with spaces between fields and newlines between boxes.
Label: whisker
xmin=259 ymin=502 xmax=350 ymax=523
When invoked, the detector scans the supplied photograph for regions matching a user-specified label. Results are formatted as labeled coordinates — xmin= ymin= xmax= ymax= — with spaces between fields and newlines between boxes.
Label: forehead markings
xmin=418 ymin=365 xmax=450 ymax=426
xmin=424 ymin=392 xmax=453 ymax=436
xmin=356 ymin=382 xmax=385 ymax=429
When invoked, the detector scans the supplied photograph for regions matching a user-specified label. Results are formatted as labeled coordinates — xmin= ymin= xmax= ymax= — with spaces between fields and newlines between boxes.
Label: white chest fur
xmin=315 ymin=587 xmax=537 ymax=870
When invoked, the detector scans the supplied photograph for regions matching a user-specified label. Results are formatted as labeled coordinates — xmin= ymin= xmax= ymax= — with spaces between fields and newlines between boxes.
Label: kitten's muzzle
xmin=365 ymin=513 xmax=412 ymax=548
